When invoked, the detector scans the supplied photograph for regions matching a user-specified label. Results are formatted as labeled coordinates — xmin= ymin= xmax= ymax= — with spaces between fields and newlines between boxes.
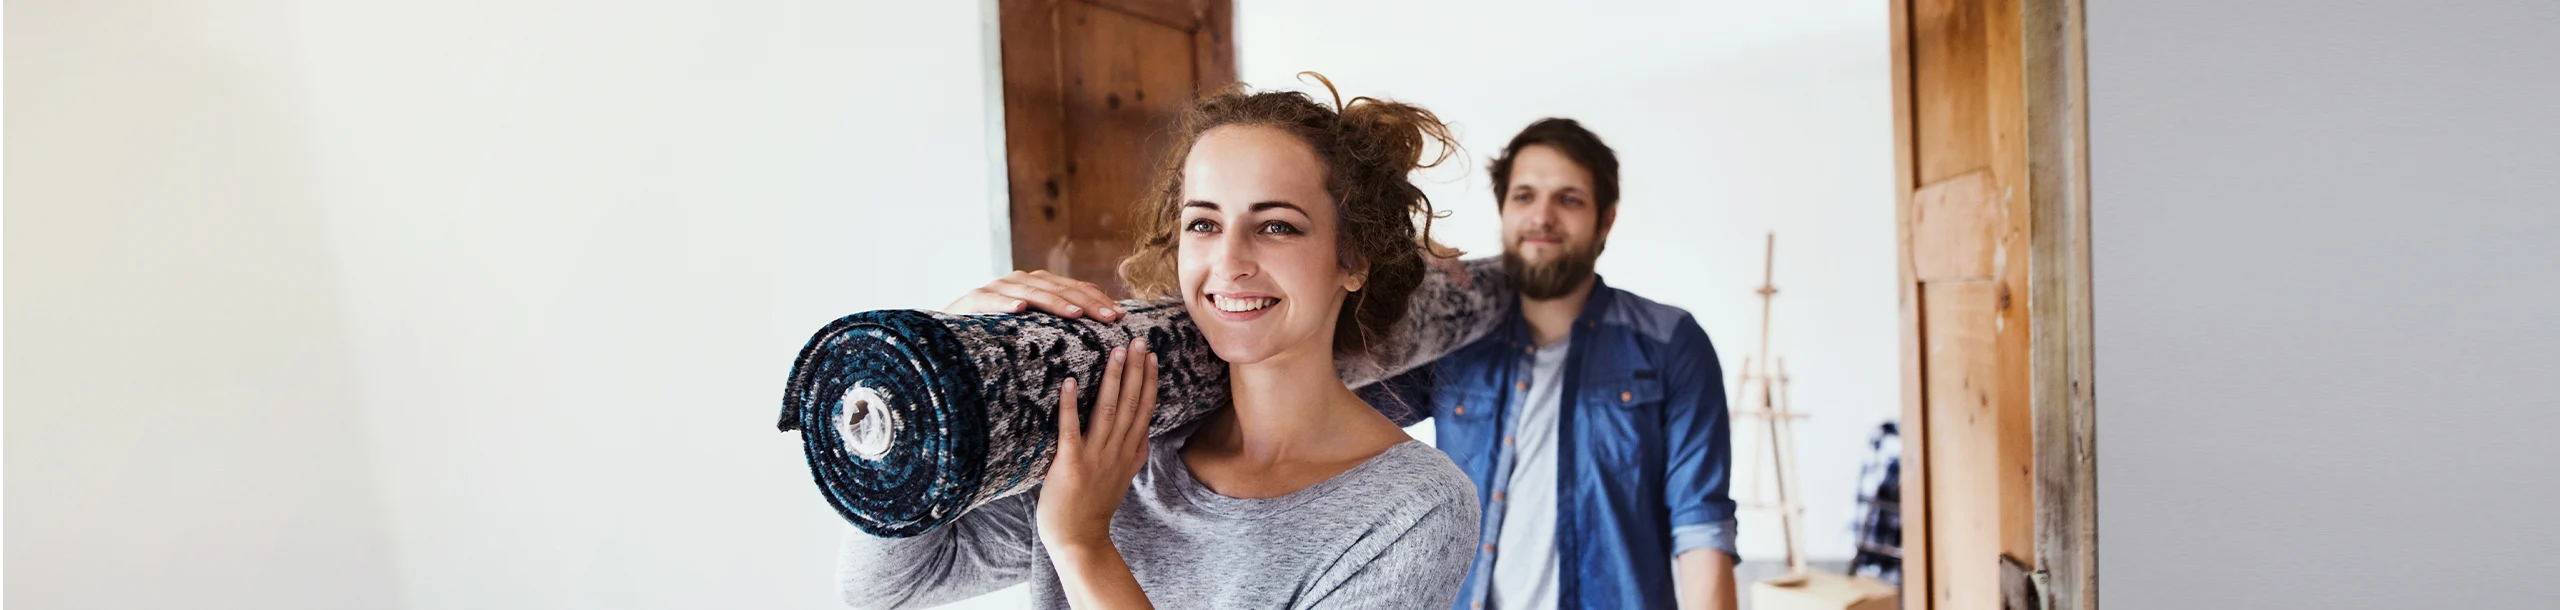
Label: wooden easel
xmin=1732 ymin=232 xmax=1811 ymax=585
xmin=1735 ymin=234 xmax=1901 ymax=610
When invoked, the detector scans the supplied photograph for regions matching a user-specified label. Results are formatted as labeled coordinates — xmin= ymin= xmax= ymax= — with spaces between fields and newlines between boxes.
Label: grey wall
xmin=2090 ymin=1 xmax=2560 ymax=607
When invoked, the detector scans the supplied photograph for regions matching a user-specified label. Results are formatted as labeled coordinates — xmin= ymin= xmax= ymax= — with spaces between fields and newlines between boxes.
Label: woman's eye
xmin=1184 ymin=218 xmax=1218 ymax=233
xmin=1259 ymin=221 xmax=1302 ymax=235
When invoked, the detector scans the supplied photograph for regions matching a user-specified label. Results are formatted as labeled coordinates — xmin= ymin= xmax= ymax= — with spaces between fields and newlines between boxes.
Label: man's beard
xmin=1503 ymin=236 xmax=1604 ymax=300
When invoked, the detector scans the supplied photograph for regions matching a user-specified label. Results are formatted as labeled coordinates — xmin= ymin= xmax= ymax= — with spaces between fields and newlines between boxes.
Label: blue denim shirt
xmin=1366 ymin=277 xmax=1737 ymax=610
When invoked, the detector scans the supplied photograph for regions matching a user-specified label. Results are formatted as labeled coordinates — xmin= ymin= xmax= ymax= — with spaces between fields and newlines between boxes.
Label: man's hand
xmin=945 ymin=269 xmax=1126 ymax=322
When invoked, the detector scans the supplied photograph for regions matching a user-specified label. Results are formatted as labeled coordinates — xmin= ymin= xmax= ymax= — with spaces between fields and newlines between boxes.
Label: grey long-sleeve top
xmin=836 ymin=424 xmax=1481 ymax=610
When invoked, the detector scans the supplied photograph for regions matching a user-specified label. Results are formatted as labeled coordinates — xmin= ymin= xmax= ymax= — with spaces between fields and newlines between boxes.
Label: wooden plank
xmin=1982 ymin=0 xmax=2038 ymax=573
xmin=1911 ymin=0 xmax=1991 ymax=185
xmin=1900 ymin=0 xmax=2038 ymax=608
xmin=2023 ymin=0 xmax=2099 ymax=607
xmin=999 ymin=0 xmax=1072 ymax=276
xmin=999 ymin=0 xmax=1231 ymax=292
xmin=1081 ymin=0 xmax=1200 ymax=30
xmin=1887 ymin=0 xmax=1930 ymax=606
xmin=1910 ymin=171 xmax=2001 ymax=283
xmin=1192 ymin=0 xmax=1235 ymax=92
xmin=1922 ymin=280 xmax=2001 ymax=610
xmin=1055 ymin=0 xmax=1196 ymax=294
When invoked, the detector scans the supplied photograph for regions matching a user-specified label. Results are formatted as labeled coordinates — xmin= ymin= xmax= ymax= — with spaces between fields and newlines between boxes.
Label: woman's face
xmin=1176 ymin=125 xmax=1363 ymax=367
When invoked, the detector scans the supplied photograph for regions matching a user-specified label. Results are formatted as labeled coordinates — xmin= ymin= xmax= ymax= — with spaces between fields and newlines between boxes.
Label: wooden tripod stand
xmin=1733 ymin=232 xmax=1811 ymax=585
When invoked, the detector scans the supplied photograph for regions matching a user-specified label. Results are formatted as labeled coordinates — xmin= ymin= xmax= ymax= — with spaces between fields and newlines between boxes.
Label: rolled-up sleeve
xmin=1660 ymin=315 xmax=1738 ymax=560
xmin=836 ymin=494 xmax=1037 ymax=609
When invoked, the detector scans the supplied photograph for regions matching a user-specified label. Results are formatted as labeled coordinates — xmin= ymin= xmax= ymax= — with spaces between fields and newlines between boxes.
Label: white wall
xmin=6 ymin=1 xmax=407 ymax=608
xmin=2090 ymin=0 xmax=2560 ymax=607
xmin=1237 ymin=0 xmax=1898 ymax=562
xmin=8 ymin=0 xmax=1010 ymax=608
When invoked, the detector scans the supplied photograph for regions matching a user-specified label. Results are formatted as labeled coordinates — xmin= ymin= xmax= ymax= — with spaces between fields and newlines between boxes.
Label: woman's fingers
xmin=1089 ymin=346 xmax=1127 ymax=449
xmin=1056 ymin=280 xmax=1122 ymax=321
xmin=1110 ymin=338 xmax=1152 ymax=453
xmin=1055 ymin=377 xmax=1081 ymax=449
xmin=941 ymin=270 xmax=1122 ymax=321
xmin=945 ymin=287 xmax=1029 ymax=315
xmin=1010 ymin=271 xmax=1121 ymax=321
xmin=1130 ymin=352 xmax=1161 ymax=460
xmin=1055 ymin=338 xmax=1152 ymax=472
xmin=981 ymin=278 xmax=1089 ymax=319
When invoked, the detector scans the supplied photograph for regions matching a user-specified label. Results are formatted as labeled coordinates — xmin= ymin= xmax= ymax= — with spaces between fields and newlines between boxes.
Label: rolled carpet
xmin=779 ymin=257 xmax=1510 ymax=537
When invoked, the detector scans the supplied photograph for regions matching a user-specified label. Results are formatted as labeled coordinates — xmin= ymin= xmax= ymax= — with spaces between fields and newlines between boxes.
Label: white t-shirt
xmin=1488 ymin=340 xmax=1570 ymax=610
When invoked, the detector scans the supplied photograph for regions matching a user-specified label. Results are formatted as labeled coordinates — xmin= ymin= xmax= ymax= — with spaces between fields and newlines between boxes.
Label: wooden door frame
xmin=981 ymin=0 xmax=1021 ymax=276
xmin=991 ymin=0 xmax=1235 ymax=284
xmin=2020 ymin=0 xmax=2096 ymax=607
xmin=1890 ymin=0 xmax=2096 ymax=607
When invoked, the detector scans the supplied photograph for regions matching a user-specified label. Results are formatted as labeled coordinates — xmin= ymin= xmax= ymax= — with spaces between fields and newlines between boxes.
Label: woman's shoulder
xmin=1336 ymin=441 xmax=1478 ymax=511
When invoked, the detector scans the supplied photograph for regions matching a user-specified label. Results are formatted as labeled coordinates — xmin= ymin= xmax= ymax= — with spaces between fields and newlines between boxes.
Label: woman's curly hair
xmin=1119 ymin=73 xmax=1458 ymax=360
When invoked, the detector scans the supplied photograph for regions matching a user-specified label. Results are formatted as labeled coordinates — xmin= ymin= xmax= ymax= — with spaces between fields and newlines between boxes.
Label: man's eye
xmin=1184 ymin=219 xmax=1218 ymax=233
xmin=1260 ymin=221 xmax=1302 ymax=235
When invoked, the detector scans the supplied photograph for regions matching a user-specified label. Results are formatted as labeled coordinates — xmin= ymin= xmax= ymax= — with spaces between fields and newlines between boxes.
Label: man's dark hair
xmin=1487 ymin=117 xmax=1621 ymax=217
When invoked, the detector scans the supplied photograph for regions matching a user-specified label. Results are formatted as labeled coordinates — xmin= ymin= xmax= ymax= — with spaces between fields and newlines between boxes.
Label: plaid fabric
xmin=1847 ymin=420 xmax=1903 ymax=585
xmin=778 ymin=257 xmax=1511 ymax=538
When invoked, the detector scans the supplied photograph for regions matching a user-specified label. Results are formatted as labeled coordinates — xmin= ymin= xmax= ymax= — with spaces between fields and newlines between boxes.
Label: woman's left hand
xmin=1036 ymin=338 xmax=1160 ymax=552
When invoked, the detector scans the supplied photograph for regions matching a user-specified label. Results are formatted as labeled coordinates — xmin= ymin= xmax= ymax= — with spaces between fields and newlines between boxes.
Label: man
xmin=1370 ymin=118 xmax=1738 ymax=610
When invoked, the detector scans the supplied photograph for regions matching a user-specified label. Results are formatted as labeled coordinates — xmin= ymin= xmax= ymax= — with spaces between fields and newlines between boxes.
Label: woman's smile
xmin=1205 ymin=292 xmax=1281 ymax=321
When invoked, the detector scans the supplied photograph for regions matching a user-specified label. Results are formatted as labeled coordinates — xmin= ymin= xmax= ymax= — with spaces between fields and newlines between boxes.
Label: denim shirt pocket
xmin=1579 ymin=375 xmax=1666 ymax=473
xmin=1587 ymin=374 xmax=1665 ymax=409
xmin=1434 ymin=388 xmax=1500 ymax=470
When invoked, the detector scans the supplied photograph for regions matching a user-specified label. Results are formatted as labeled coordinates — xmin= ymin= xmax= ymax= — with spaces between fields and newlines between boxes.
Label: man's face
xmin=1499 ymin=144 xmax=1612 ymax=300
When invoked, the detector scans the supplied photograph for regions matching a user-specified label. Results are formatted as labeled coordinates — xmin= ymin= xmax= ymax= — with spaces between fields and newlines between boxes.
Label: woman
xmin=835 ymin=77 xmax=1480 ymax=609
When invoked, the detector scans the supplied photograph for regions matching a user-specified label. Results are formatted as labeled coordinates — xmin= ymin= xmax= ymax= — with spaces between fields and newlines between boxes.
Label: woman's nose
xmin=1211 ymin=231 xmax=1257 ymax=281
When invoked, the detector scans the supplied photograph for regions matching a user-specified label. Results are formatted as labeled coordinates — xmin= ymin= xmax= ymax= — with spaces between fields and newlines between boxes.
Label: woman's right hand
xmin=1035 ymin=338 xmax=1158 ymax=552
xmin=944 ymin=270 xmax=1126 ymax=322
